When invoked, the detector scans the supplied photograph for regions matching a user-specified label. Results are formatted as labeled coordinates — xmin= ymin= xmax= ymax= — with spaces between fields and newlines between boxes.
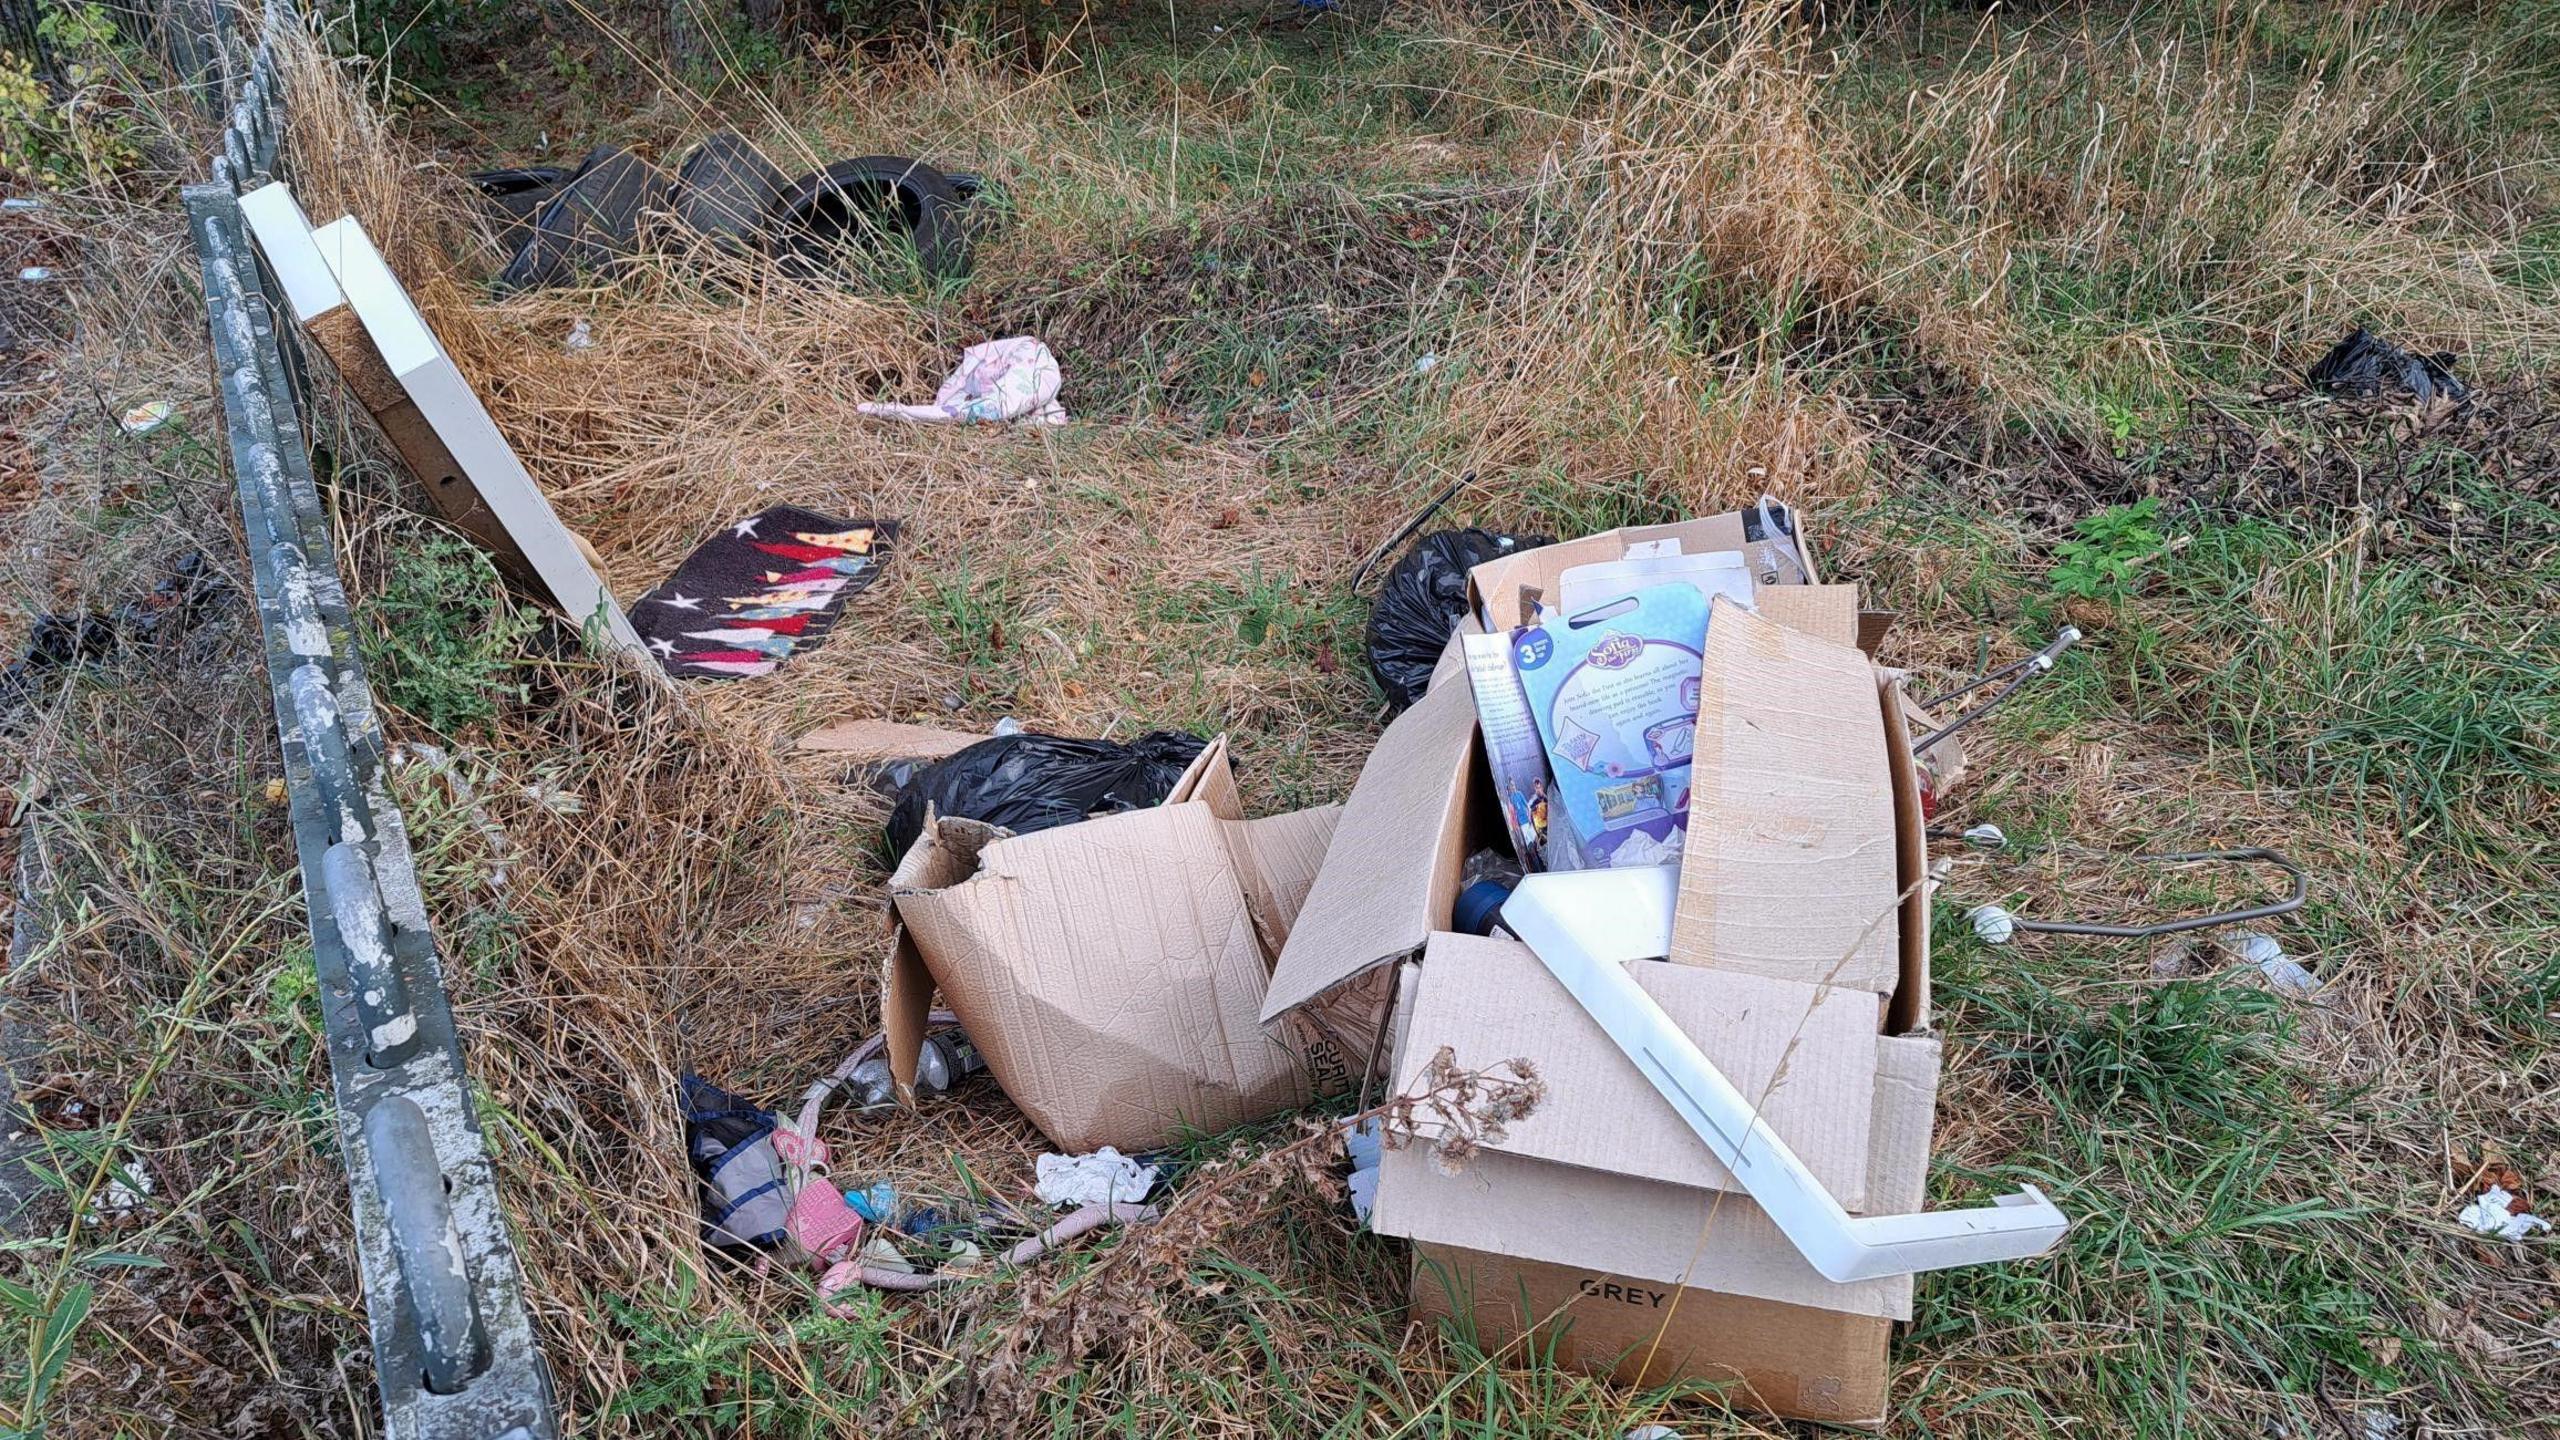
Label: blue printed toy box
xmin=1509 ymin=582 xmax=1711 ymax=867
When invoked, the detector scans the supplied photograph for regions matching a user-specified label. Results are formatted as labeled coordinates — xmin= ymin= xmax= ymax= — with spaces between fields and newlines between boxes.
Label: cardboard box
xmin=1254 ymin=508 xmax=1945 ymax=1426
xmin=1374 ymin=945 xmax=1943 ymax=1323
xmin=1409 ymin=1241 xmax=1894 ymax=1428
xmin=883 ymin=739 xmax=1348 ymax=1152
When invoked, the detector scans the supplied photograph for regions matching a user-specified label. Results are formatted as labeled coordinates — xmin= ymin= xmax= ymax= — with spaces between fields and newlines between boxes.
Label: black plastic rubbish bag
xmin=1365 ymin=528 xmax=1548 ymax=713
xmin=884 ymin=730 xmax=1210 ymax=858
xmin=2306 ymin=327 xmax=2469 ymax=406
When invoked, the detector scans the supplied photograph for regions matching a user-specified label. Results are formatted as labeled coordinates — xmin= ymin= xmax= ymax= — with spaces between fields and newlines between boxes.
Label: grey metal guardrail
xmin=181 ymin=6 xmax=560 ymax=1437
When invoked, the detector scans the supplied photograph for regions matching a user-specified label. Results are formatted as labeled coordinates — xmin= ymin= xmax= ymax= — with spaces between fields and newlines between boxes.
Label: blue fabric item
xmin=844 ymin=1182 xmax=897 ymax=1224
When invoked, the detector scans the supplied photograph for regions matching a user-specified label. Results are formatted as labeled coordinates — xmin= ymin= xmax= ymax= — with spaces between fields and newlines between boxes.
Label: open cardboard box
xmin=1257 ymin=508 xmax=1951 ymax=1428
xmin=882 ymin=739 xmax=1352 ymax=1153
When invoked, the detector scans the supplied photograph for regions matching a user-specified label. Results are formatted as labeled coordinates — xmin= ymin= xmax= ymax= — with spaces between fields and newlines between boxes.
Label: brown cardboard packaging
xmin=1409 ymin=1242 xmax=1895 ymax=1428
xmin=1254 ymin=508 xmax=1944 ymax=1426
xmin=882 ymin=739 xmax=1346 ymax=1152
xmin=1374 ymin=945 xmax=1943 ymax=1323
xmin=1673 ymin=600 xmax=1904 ymax=995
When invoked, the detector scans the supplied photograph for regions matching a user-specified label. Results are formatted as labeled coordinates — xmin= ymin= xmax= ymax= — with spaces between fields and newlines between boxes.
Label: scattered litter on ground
xmin=1035 ymin=1147 xmax=1160 ymax=1208
xmin=883 ymin=728 xmax=1208 ymax=858
xmin=1956 ymin=848 xmax=2307 ymax=941
xmin=794 ymin=1011 xmax=976 ymax=1141
xmin=18 ymin=265 xmax=50 ymax=281
xmin=680 ymin=1074 xmax=790 ymax=1250
xmin=783 ymin=1173 xmax=866 ymax=1262
xmin=844 ymin=1182 xmax=896 ymax=1224
xmin=86 ymin=1159 xmax=153 ymax=1221
xmin=119 ymin=399 xmax=174 ymax=434
xmin=856 ymin=1234 xmax=914 ymax=1274
xmin=2236 ymin=930 xmax=2321 ymax=996
xmin=2 ymin=552 xmax=234 ymax=717
xmin=1624 ymin=1427 xmax=1681 ymax=1440
xmin=1 ymin=196 xmax=41 ymax=211
xmin=632 ymin=507 xmax=895 ymax=679
xmin=938 ymin=1238 xmax=987 ymax=1275
xmin=466 ymin=164 xmax=564 ymax=250
xmin=1913 ymin=626 xmax=2081 ymax=758
xmin=858 ymin=336 xmax=1067 ymax=426
xmin=2457 ymin=1184 xmax=2550 ymax=1240
xmin=1414 ymin=351 xmax=1441 ymax=374
xmin=769 ymin=155 xmax=973 ymax=284
xmin=563 ymin=317 xmax=594 ymax=352
xmin=1962 ymin=823 xmax=2007 ymax=849
xmin=476 ymin=138 xmax=975 ymax=289
xmin=2308 ymin=326 xmax=2468 ymax=406
xmin=886 ymin=739 xmax=1334 ymax=1151
xmin=668 ymin=130 xmax=786 ymax=252
xmin=1365 ymin=527 xmax=1548 ymax=712
xmin=1970 ymin=904 xmax=2018 ymax=945
xmin=495 ymin=144 xmax=668 ymax=293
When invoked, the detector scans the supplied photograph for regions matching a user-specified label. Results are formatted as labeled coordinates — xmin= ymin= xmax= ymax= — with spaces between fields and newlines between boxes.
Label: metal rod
xmin=1999 ymin=847 xmax=2309 ymax=939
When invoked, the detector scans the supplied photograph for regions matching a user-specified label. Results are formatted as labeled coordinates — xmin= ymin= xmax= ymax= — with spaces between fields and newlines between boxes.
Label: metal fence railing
xmin=182 ymin=6 xmax=561 ymax=1437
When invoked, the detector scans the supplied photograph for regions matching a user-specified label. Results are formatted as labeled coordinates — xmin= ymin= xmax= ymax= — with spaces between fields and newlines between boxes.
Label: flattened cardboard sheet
xmin=1672 ymin=599 xmax=1900 ymax=993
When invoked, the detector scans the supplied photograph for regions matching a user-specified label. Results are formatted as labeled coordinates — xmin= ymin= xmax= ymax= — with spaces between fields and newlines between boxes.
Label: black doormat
xmin=632 ymin=506 xmax=897 ymax=679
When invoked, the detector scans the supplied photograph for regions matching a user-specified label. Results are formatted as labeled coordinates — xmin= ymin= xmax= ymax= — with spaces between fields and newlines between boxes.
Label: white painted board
xmin=237 ymin=182 xmax=347 ymax=324
xmin=302 ymin=212 xmax=643 ymax=656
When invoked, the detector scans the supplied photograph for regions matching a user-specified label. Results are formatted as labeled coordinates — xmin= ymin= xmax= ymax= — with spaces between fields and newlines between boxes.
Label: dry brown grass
xmin=9 ymin=1 xmax=2559 ymax=1435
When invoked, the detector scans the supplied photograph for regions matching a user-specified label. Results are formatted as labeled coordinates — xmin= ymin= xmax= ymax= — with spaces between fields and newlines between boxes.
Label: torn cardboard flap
xmin=1754 ymin=584 xmax=1864 ymax=652
xmin=795 ymin=718 xmax=986 ymax=764
xmin=1465 ymin=513 xmax=1820 ymax=632
xmin=1373 ymin=1031 xmax=1938 ymax=1319
xmin=1673 ymin=598 xmax=1901 ymax=994
xmin=890 ymin=800 xmax=1307 ymax=1152
xmin=1259 ymin=678 xmax=1477 ymax=1027
xmin=1219 ymin=805 xmax=1343 ymax=963
xmin=1392 ymin=932 xmax=1875 ymax=1203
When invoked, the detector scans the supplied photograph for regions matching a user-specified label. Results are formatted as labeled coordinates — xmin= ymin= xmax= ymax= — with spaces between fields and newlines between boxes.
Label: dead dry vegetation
xmin=5 ymin=1 xmax=2559 ymax=1436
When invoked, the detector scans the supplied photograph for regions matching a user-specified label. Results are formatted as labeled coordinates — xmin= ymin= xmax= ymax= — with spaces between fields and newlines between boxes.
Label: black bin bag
xmin=884 ymin=730 xmax=1210 ymax=859
xmin=1364 ymin=528 xmax=1548 ymax=713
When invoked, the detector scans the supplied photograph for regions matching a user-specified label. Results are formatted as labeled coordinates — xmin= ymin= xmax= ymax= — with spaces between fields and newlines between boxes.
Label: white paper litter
xmin=2457 ymin=1185 xmax=2550 ymax=1241
xmin=119 ymin=400 xmax=174 ymax=435
xmin=565 ymin=317 xmax=596 ymax=352
xmin=87 ymin=1159 xmax=153 ymax=1220
xmin=1034 ymin=1146 xmax=1158 ymax=1209
xmin=1962 ymin=823 xmax=2007 ymax=850
xmin=1970 ymin=905 xmax=2017 ymax=945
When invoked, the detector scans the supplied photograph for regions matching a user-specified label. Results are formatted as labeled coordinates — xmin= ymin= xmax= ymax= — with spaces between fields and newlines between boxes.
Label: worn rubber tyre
xmin=495 ymin=145 xmax=672 ymax=293
xmin=670 ymin=131 xmax=788 ymax=250
xmin=765 ymin=155 xmax=972 ymax=284
xmin=468 ymin=165 xmax=566 ymax=251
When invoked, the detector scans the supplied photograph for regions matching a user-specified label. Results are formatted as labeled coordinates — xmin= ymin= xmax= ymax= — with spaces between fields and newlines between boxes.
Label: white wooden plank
xmin=237 ymin=181 xmax=347 ymax=324
xmin=304 ymin=214 xmax=644 ymax=657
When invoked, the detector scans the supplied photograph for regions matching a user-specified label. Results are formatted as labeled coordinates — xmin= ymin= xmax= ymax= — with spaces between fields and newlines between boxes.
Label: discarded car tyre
xmin=469 ymin=165 xmax=565 ymax=251
xmin=766 ymin=155 xmax=972 ymax=284
xmin=496 ymin=145 xmax=672 ymax=293
xmin=670 ymin=131 xmax=787 ymax=250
